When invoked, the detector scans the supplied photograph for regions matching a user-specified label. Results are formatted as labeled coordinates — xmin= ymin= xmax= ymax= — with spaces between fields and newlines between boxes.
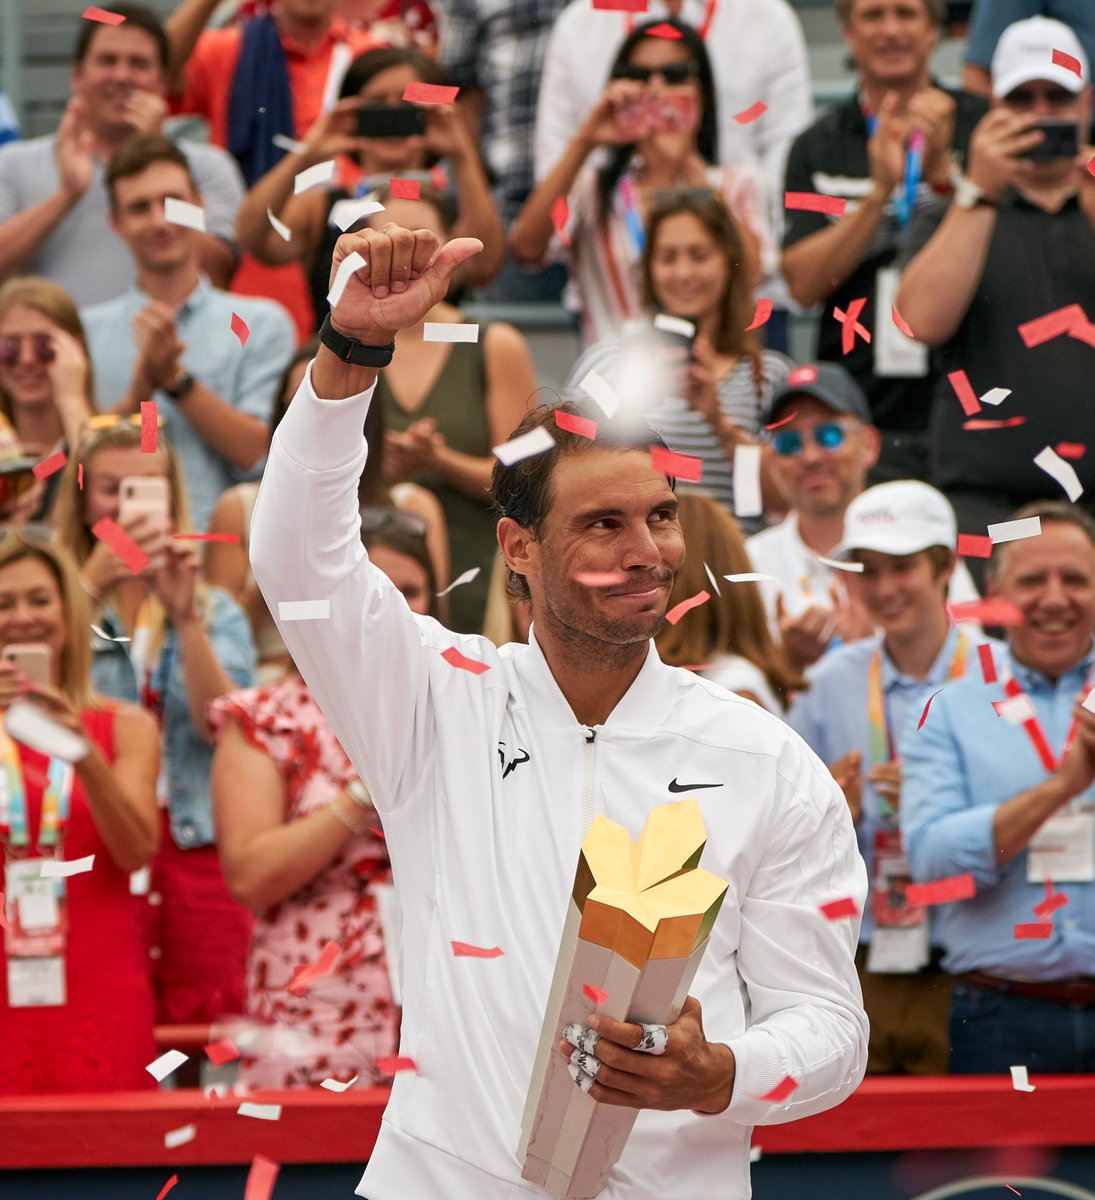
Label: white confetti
xmin=493 ymin=426 xmax=555 ymax=466
xmin=1034 ymin=446 xmax=1084 ymax=502
xmin=91 ymin=623 xmax=130 ymax=643
xmin=579 ymin=369 xmax=620 ymax=418
xmin=653 ymin=313 xmax=695 ymax=338
xmin=423 ymin=322 xmax=480 ymax=343
xmin=732 ymin=444 xmax=762 ymax=518
xmin=267 ymin=208 xmax=292 ymax=242
xmin=164 ymin=197 xmax=206 ymax=231
xmin=996 ymin=693 xmax=1038 ymax=726
xmin=817 ymin=555 xmax=865 ymax=572
xmin=702 ymin=563 xmax=721 ymax=596
xmin=437 ymin=566 xmax=481 ymax=597
xmin=724 ymin=572 xmax=778 ymax=583
xmin=327 ymin=250 xmax=367 ymax=307
xmin=5 ymin=701 xmax=90 ymax=763
xmin=329 ymin=197 xmax=385 ymax=232
xmin=1010 ymin=1065 xmax=1036 ymax=1092
xmin=164 ymin=1123 xmax=197 ymax=1148
xmin=278 ymin=600 xmax=331 ymax=622
xmin=319 ymin=1075 xmax=359 ymax=1092
xmin=749 ymin=1145 xmax=763 ymax=1163
xmin=237 ymin=1102 xmax=282 ymax=1121
xmin=979 ymin=387 xmax=1012 ymax=406
xmin=293 ymin=159 xmax=336 ymax=195
xmin=988 ymin=516 xmax=1042 ymax=544
xmin=146 ymin=1049 xmax=188 ymax=1082
xmin=272 ymin=132 xmax=307 ymax=155
xmin=40 ymin=855 xmax=94 ymax=878
xmin=1084 ymin=686 xmax=1095 ymax=715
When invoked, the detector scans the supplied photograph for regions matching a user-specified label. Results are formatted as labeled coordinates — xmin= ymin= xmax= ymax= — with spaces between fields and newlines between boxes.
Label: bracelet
xmin=327 ymin=793 xmax=367 ymax=836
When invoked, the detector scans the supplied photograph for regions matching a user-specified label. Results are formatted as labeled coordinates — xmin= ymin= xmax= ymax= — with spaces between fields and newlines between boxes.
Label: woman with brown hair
xmin=656 ymin=491 xmax=803 ymax=714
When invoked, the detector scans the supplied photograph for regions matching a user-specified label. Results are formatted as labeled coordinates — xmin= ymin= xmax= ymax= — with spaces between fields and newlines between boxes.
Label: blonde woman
xmin=656 ymin=491 xmax=804 ymax=714
xmin=52 ymin=421 xmax=256 ymax=1024
xmin=0 ymin=528 xmax=160 ymax=1093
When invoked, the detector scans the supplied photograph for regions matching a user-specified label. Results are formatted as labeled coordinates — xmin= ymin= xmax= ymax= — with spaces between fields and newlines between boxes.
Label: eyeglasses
xmin=0 ymin=334 xmax=55 ymax=367
xmin=359 ymin=506 xmax=428 ymax=539
xmin=769 ymin=420 xmax=856 ymax=457
xmin=612 ymin=61 xmax=699 ymax=86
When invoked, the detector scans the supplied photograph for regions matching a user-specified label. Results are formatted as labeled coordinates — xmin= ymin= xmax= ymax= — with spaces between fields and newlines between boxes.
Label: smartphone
xmin=3 ymin=643 xmax=50 ymax=687
xmin=0 ymin=458 xmax=39 ymax=508
xmin=118 ymin=475 xmax=170 ymax=531
xmin=647 ymin=93 xmax=698 ymax=135
xmin=1021 ymin=118 xmax=1079 ymax=160
xmin=356 ymin=103 xmax=427 ymax=139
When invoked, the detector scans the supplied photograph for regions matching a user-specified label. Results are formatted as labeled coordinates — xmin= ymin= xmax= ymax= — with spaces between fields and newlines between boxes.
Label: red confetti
xmin=0 ymin=892 xmax=7 ymax=930
xmin=440 ymin=645 xmax=490 ymax=675
xmin=947 ymin=369 xmax=980 ymax=416
xmin=760 ymin=1075 xmax=799 ymax=1102
xmin=402 ymin=81 xmax=459 ymax=104
xmin=554 ymin=409 xmax=598 ymax=440
xmin=1087 ymin=154 xmax=1095 ymax=180
xmin=819 ymin=896 xmax=860 ymax=920
xmin=1057 ymin=441 xmax=1087 ymax=459
xmin=172 ymin=532 xmax=241 ymax=543
xmin=367 ymin=825 xmax=385 ymax=840
xmin=451 ymin=940 xmax=504 ymax=958
xmin=962 ymin=416 xmax=1027 ymax=430
xmin=230 ymin=311 xmax=250 ymax=347
xmin=205 ymin=1038 xmax=240 ymax=1066
xmin=665 ymin=590 xmax=710 ymax=625
xmin=948 ymin=597 xmax=1025 ymax=626
xmin=1052 ymin=48 xmax=1082 ymax=77
xmin=956 ymin=533 xmax=993 ymax=558
xmin=583 ymin=982 xmax=609 ymax=1004
xmin=1068 ymin=318 xmax=1095 ymax=349
xmin=78 ymin=463 xmax=84 ymax=490
xmin=551 ymin=195 xmax=570 ymax=245
xmin=429 ymin=162 xmax=448 ymax=192
xmin=744 ymin=297 xmax=773 ymax=331
xmin=92 ymin=516 xmax=149 ymax=573
xmin=905 ymin=873 xmax=976 ymax=906
xmin=785 ymin=191 xmax=846 ymax=217
xmin=389 ymin=177 xmax=421 ymax=200
xmin=32 ymin=449 xmax=67 ymax=481
xmin=375 ymin=1054 xmax=418 ymax=1073
xmin=732 ymin=100 xmax=768 ymax=125
xmin=644 ymin=20 xmax=681 ymax=36
xmin=140 ymin=400 xmax=158 ymax=453
xmin=891 ymin=306 xmax=916 ymax=338
xmin=917 ymin=688 xmax=943 ymax=730
xmin=977 ymin=642 xmax=997 ymax=684
xmin=1032 ymin=885 xmax=1069 ymax=921
xmin=591 ymin=0 xmax=648 ymax=10
xmin=1014 ymin=922 xmax=1053 ymax=939
xmin=244 ymin=1155 xmax=280 ymax=1200
xmin=764 ymin=410 xmax=797 ymax=431
xmin=650 ymin=444 xmax=702 ymax=482
xmin=83 ymin=5 xmax=126 ymax=23
xmin=574 ymin=571 xmax=626 ymax=587
xmin=835 ymin=298 xmax=870 ymax=354
xmin=287 ymin=939 xmax=340 ymax=995
xmin=154 ymin=1175 xmax=178 ymax=1200
xmin=1006 ymin=1188 xmax=1022 ymax=1197
xmin=1018 ymin=303 xmax=1085 ymax=348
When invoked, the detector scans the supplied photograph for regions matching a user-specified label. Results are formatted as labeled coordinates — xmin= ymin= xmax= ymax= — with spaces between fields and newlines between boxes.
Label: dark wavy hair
xmin=597 ymin=17 xmax=719 ymax=222
xmin=338 ymin=46 xmax=451 ymax=102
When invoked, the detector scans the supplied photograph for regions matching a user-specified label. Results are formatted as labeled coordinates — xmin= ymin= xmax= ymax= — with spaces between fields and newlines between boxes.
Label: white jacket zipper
xmin=581 ymin=726 xmax=597 ymax=833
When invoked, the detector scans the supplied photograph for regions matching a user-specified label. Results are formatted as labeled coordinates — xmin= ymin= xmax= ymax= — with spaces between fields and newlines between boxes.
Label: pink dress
xmin=209 ymin=677 xmax=396 ymax=1088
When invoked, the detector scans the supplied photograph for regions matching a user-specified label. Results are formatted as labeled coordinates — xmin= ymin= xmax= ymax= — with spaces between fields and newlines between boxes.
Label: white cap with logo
xmin=833 ymin=481 xmax=957 ymax=561
xmin=992 ymin=15 xmax=1089 ymax=98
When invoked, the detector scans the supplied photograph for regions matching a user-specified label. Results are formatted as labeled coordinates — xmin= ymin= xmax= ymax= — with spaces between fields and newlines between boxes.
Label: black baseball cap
xmin=763 ymin=362 xmax=872 ymax=425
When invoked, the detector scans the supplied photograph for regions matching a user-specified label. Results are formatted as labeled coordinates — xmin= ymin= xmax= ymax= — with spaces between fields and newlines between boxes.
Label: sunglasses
xmin=612 ymin=61 xmax=699 ymax=86
xmin=0 ymin=523 xmax=56 ymax=548
xmin=0 ymin=334 xmax=55 ymax=367
xmin=769 ymin=420 xmax=856 ymax=457
xmin=1005 ymin=86 xmax=1076 ymax=109
xmin=359 ymin=506 xmax=428 ymax=539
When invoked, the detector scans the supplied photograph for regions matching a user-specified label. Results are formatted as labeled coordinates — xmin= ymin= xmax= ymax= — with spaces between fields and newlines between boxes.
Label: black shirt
xmin=901 ymin=188 xmax=1095 ymax=501
xmin=782 ymin=86 xmax=988 ymax=433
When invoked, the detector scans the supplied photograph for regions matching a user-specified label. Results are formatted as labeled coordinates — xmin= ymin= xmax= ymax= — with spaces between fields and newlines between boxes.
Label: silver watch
xmin=949 ymin=166 xmax=996 ymax=212
xmin=345 ymin=777 xmax=372 ymax=810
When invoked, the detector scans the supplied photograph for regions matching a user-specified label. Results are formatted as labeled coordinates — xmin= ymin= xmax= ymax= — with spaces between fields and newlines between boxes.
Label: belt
xmin=958 ymin=970 xmax=1095 ymax=1006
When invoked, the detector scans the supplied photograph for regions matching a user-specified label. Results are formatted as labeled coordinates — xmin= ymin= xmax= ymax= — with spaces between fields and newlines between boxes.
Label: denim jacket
xmin=91 ymin=587 xmax=256 ymax=848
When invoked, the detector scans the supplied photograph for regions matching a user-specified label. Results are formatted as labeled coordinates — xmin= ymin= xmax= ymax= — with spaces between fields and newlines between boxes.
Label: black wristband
xmin=318 ymin=313 xmax=395 ymax=367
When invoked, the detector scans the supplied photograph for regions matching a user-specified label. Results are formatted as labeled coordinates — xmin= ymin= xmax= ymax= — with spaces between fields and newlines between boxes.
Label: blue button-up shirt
xmin=81 ymin=277 xmax=295 ymax=529
xmin=900 ymin=640 xmax=1095 ymax=979
xmin=789 ymin=626 xmax=976 ymax=942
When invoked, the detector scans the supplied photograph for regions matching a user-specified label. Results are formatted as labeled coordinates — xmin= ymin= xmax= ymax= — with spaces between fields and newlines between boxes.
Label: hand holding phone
xmin=3 ymin=643 xmax=51 ymax=687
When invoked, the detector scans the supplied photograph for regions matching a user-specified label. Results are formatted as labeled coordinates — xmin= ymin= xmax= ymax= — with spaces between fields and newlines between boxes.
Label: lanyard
xmin=626 ymin=0 xmax=718 ymax=39
xmin=618 ymin=171 xmax=647 ymax=256
xmin=867 ymin=630 xmax=969 ymax=766
xmin=1002 ymin=666 xmax=1095 ymax=772
xmin=0 ymin=730 xmax=75 ymax=851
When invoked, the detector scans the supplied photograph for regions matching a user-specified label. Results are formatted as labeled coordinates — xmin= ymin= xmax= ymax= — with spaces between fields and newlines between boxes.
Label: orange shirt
xmin=174 ymin=19 xmax=380 ymax=147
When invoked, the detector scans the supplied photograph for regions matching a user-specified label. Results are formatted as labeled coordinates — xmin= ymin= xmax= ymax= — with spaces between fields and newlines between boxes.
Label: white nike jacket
xmin=250 ymin=370 xmax=869 ymax=1200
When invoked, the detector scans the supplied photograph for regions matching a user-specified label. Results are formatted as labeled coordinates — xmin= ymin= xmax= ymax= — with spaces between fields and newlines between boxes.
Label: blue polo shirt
xmin=900 ymin=641 xmax=1095 ymax=979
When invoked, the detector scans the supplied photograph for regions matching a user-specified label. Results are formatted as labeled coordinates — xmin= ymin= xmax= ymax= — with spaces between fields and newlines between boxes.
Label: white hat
xmin=833 ymin=481 xmax=957 ymax=560
xmin=992 ymin=16 xmax=1088 ymax=98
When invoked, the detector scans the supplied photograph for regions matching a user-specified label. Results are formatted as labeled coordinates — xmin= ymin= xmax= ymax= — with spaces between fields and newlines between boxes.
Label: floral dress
xmin=209 ymin=676 xmax=396 ymax=1088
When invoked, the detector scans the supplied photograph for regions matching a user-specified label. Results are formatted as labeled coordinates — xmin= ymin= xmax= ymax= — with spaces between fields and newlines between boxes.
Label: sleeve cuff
xmin=721 ymin=1029 xmax=790 ymax=1125
xmin=272 ymin=360 xmax=376 ymax=473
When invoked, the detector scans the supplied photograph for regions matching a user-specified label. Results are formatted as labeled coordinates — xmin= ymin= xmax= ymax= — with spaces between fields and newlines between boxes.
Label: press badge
xmin=873 ymin=269 xmax=929 ymax=378
xmin=868 ymin=829 xmax=930 ymax=973
xmin=4 ymin=858 xmax=67 ymax=1007
xmin=1027 ymin=810 xmax=1095 ymax=883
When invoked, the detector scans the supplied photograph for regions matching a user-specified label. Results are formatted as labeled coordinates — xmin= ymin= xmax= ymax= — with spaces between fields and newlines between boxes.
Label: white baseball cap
xmin=992 ymin=16 xmax=1089 ymax=98
xmin=833 ymin=481 xmax=957 ymax=561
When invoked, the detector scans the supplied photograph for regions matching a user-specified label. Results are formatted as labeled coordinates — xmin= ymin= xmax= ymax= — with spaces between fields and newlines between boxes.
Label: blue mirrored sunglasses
xmin=770 ymin=420 xmax=850 ymax=457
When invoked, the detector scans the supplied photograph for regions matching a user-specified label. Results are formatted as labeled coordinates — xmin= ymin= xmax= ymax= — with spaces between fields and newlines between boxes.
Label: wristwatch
xmin=949 ymin=166 xmax=998 ymax=212
xmin=319 ymin=313 xmax=395 ymax=367
xmin=163 ymin=370 xmax=196 ymax=402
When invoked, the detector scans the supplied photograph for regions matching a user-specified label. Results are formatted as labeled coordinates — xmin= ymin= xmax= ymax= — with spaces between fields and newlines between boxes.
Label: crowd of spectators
xmin=0 ymin=0 xmax=1093 ymax=1100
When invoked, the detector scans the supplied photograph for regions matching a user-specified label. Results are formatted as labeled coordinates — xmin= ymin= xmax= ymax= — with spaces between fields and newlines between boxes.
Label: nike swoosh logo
xmin=668 ymin=779 xmax=724 ymax=793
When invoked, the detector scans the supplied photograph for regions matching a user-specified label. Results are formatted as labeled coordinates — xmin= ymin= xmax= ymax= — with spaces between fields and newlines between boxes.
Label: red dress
xmin=0 ymin=707 xmax=157 ymax=1094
